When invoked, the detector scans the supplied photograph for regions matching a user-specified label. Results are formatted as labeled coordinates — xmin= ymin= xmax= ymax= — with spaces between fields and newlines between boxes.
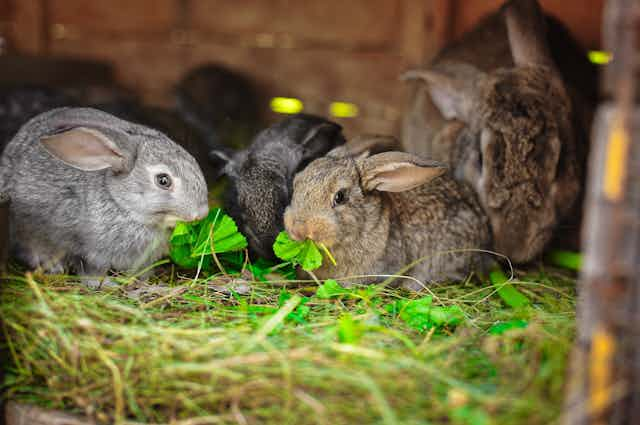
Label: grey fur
xmin=284 ymin=138 xmax=491 ymax=289
xmin=214 ymin=114 xmax=345 ymax=259
xmin=401 ymin=0 xmax=591 ymax=263
xmin=1 ymin=107 xmax=209 ymax=275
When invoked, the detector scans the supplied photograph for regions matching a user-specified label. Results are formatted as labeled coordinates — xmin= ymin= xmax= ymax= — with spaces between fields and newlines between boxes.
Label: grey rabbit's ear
xmin=209 ymin=149 xmax=233 ymax=171
xmin=40 ymin=127 xmax=130 ymax=173
xmin=504 ymin=0 xmax=555 ymax=69
xmin=360 ymin=151 xmax=447 ymax=192
xmin=401 ymin=63 xmax=486 ymax=123
xmin=327 ymin=134 xmax=398 ymax=159
xmin=299 ymin=122 xmax=345 ymax=161
xmin=209 ymin=149 xmax=232 ymax=164
xmin=209 ymin=149 xmax=240 ymax=178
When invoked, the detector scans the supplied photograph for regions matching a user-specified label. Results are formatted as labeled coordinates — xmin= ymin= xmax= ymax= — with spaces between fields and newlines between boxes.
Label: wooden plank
xmin=188 ymin=0 xmax=401 ymax=50
xmin=1 ymin=0 xmax=44 ymax=54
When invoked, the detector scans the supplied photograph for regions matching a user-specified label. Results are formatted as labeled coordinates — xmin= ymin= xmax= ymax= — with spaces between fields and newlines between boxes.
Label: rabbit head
xmin=284 ymin=136 xmax=446 ymax=273
xmin=402 ymin=0 xmax=578 ymax=262
xmin=39 ymin=108 xmax=209 ymax=228
xmin=213 ymin=114 xmax=345 ymax=259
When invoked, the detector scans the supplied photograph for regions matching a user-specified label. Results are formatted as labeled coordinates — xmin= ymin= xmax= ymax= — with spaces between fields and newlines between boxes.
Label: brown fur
xmin=401 ymin=0 xmax=593 ymax=263
xmin=284 ymin=144 xmax=490 ymax=289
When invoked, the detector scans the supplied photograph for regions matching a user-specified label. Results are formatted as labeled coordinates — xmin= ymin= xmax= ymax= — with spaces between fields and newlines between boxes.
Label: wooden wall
xmin=0 ymin=0 xmax=604 ymax=137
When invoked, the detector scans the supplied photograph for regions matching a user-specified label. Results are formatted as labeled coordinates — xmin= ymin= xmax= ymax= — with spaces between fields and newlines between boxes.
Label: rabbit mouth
xmin=160 ymin=213 xmax=200 ymax=227
xmin=161 ymin=215 xmax=183 ymax=227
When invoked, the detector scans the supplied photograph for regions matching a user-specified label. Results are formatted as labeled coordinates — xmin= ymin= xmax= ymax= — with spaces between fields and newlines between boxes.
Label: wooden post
xmin=0 ymin=194 xmax=7 ymax=274
xmin=564 ymin=0 xmax=640 ymax=424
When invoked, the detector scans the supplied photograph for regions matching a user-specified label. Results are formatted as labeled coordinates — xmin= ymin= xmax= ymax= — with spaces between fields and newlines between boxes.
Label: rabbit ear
xmin=505 ymin=0 xmax=555 ymax=68
xmin=299 ymin=122 xmax=345 ymax=161
xmin=210 ymin=148 xmax=244 ymax=178
xmin=328 ymin=135 xmax=399 ymax=159
xmin=347 ymin=134 xmax=399 ymax=157
xmin=360 ymin=151 xmax=447 ymax=192
xmin=401 ymin=63 xmax=485 ymax=122
xmin=40 ymin=127 xmax=130 ymax=172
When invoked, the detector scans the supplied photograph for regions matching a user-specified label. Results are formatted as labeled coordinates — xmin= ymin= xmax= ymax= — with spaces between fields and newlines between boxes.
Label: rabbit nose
xmin=188 ymin=205 xmax=209 ymax=222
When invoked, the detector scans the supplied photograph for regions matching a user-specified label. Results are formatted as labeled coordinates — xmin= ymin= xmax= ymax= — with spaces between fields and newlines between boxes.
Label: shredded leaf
xmin=316 ymin=279 xmax=350 ymax=299
xmin=273 ymin=231 xmax=323 ymax=271
xmin=489 ymin=269 xmax=530 ymax=308
xmin=387 ymin=296 xmax=465 ymax=331
xmin=169 ymin=208 xmax=248 ymax=270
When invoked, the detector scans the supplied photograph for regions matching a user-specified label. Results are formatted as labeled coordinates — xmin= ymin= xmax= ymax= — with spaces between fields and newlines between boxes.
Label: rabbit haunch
xmin=1 ymin=107 xmax=209 ymax=275
xmin=402 ymin=0 xmax=593 ymax=263
xmin=284 ymin=138 xmax=490 ymax=289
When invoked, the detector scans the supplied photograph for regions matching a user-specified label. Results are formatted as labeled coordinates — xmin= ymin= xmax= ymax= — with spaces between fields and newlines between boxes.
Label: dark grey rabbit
xmin=0 ymin=107 xmax=209 ymax=277
xmin=0 ymin=86 xmax=73 ymax=149
xmin=212 ymin=114 xmax=346 ymax=259
xmin=402 ymin=0 xmax=594 ymax=263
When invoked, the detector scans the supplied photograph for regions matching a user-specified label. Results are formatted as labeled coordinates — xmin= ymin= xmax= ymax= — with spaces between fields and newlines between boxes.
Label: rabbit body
xmin=2 ymin=107 xmax=209 ymax=275
xmin=284 ymin=144 xmax=490 ymax=287
xmin=402 ymin=0 xmax=595 ymax=263
xmin=216 ymin=114 xmax=345 ymax=259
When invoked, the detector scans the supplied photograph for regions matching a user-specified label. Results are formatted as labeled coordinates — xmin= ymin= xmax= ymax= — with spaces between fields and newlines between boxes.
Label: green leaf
xmin=192 ymin=210 xmax=247 ymax=256
xmin=451 ymin=405 xmax=490 ymax=425
xmin=169 ymin=208 xmax=247 ymax=270
xmin=273 ymin=231 xmax=323 ymax=271
xmin=337 ymin=313 xmax=363 ymax=343
xmin=488 ymin=319 xmax=528 ymax=335
xmin=489 ymin=269 xmax=530 ymax=308
xmin=278 ymin=291 xmax=310 ymax=323
xmin=390 ymin=296 xmax=465 ymax=331
xmin=316 ymin=279 xmax=350 ymax=299
xmin=396 ymin=296 xmax=433 ymax=331
xmin=546 ymin=250 xmax=582 ymax=271
xmin=429 ymin=305 xmax=465 ymax=326
xmin=273 ymin=231 xmax=304 ymax=261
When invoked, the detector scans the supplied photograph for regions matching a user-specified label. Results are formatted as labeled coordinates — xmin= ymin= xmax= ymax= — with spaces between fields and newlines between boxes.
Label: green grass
xmin=0 ymin=262 xmax=577 ymax=425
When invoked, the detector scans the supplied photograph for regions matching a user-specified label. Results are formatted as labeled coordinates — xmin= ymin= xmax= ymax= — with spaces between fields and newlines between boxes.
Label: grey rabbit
xmin=0 ymin=107 xmax=209 ymax=278
xmin=283 ymin=135 xmax=491 ymax=289
xmin=212 ymin=114 xmax=346 ymax=260
xmin=401 ymin=0 xmax=590 ymax=263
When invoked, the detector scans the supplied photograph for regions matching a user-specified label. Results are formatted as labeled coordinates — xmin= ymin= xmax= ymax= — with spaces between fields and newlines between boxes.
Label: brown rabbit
xmin=283 ymin=136 xmax=490 ymax=289
xmin=402 ymin=0 xmax=594 ymax=263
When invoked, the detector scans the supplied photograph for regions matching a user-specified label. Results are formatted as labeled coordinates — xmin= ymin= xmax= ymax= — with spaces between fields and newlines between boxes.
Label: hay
xmin=1 ymin=266 xmax=577 ymax=424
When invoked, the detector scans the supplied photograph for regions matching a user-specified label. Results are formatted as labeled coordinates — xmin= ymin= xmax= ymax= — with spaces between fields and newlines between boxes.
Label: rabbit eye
xmin=155 ymin=173 xmax=172 ymax=189
xmin=332 ymin=189 xmax=348 ymax=207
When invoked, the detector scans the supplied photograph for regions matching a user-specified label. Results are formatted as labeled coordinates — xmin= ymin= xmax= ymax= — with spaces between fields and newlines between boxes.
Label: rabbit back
xmin=381 ymin=175 xmax=490 ymax=285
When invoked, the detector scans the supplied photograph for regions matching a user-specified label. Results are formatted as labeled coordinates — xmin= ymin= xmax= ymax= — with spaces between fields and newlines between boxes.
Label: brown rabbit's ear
xmin=504 ymin=0 xmax=555 ymax=69
xmin=40 ymin=127 xmax=130 ymax=173
xmin=360 ymin=151 xmax=447 ymax=192
xmin=327 ymin=135 xmax=398 ymax=159
xmin=401 ymin=63 xmax=485 ymax=123
xmin=347 ymin=134 xmax=399 ymax=158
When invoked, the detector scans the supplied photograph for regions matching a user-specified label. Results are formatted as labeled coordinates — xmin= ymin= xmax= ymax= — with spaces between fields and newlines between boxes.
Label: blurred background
xmin=0 ymin=0 xmax=604 ymax=139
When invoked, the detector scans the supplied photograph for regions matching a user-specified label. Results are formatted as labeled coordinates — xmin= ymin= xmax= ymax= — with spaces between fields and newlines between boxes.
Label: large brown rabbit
xmin=402 ymin=0 xmax=596 ymax=263
xmin=283 ymin=136 xmax=491 ymax=289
